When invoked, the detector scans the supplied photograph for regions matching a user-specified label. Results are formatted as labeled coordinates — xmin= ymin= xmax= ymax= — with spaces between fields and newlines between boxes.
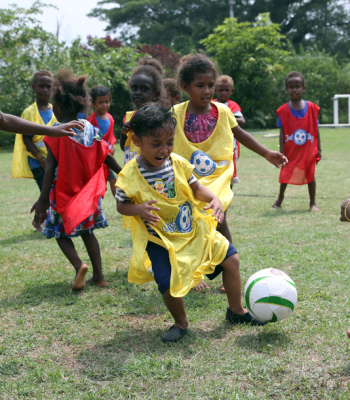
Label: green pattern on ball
xmin=245 ymin=276 xmax=269 ymax=311
xmin=255 ymin=296 xmax=295 ymax=311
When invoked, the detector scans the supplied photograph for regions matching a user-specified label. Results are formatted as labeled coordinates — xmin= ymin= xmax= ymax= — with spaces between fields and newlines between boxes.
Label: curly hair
xmin=177 ymin=53 xmax=219 ymax=88
xmin=285 ymin=71 xmax=306 ymax=87
xmin=163 ymin=78 xmax=182 ymax=98
xmin=52 ymin=69 xmax=88 ymax=115
xmin=90 ymin=86 xmax=111 ymax=103
xmin=128 ymin=56 xmax=164 ymax=97
xmin=129 ymin=104 xmax=177 ymax=139
xmin=33 ymin=70 xmax=53 ymax=85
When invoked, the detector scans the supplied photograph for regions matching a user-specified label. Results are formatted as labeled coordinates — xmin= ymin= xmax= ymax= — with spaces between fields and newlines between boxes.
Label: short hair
xmin=33 ymin=70 xmax=53 ymax=84
xmin=128 ymin=56 xmax=164 ymax=98
xmin=163 ymin=78 xmax=182 ymax=98
xmin=52 ymin=69 xmax=88 ymax=115
xmin=216 ymin=75 xmax=234 ymax=87
xmin=177 ymin=53 xmax=219 ymax=88
xmin=129 ymin=104 xmax=177 ymax=139
xmin=285 ymin=71 xmax=306 ymax=87
xmin=90 ymin=86 xmax=111 ymax=103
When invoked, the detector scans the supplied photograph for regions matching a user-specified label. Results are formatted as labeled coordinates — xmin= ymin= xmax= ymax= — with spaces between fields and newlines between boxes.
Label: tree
xmin=137 ymin=44 xmax=181 ymax=77
xmin=202 ymin=14 xmax=290 ymax=126
xmin=88 ymin=0 xmax=231 ymax=54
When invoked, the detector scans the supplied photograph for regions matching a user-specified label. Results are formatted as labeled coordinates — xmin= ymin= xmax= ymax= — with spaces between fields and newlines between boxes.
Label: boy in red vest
xmin=213 ymin=75 xmax=245 ymax=186
xmin=272 ymin=71 xmax=321 ymax=212
xmin=88 ymin=86 xmax=117 ymax=197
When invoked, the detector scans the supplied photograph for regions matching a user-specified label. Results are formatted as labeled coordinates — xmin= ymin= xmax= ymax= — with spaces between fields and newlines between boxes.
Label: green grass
xmin=1 ymin=129 xmax=350 ymax=399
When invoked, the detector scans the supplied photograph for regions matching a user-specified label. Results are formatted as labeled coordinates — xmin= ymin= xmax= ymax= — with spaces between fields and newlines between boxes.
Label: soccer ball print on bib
xmin=124 ymin=146 xmax=138 ymax=165
xmin=190 ymin=150 xmax=216 ymax=177
xmin=162 ymin=202 xmax=193 ymax=234
xmin=285 ymin=129 xmax=314 ymax=146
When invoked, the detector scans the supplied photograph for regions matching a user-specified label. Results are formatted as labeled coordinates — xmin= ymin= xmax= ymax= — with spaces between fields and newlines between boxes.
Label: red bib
xmin=277 ymin=102 xmax=320 ymax=185
xmin=87 ymin=112 xmax=116 ymax=150
xmin=44 ymin=136 xmax=109 ymax=235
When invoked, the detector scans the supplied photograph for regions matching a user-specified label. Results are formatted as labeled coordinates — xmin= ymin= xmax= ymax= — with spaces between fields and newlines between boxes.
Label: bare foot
xmin=221 ymin=285 xmax=226 ymax=293
xmin=272 ymin=196 xmax=283 ymax=208
xmin=32 ymin=220 xmax=43 ymax=233
xmin=347 ymin=330 xmax=350 ymax=339
xmin=72 ymin=263 xmax=88 ymax=290
xmin=310 ymin=205 xmax=320 ymax=212
xmin=193 ymin=281 xmax=210 ymax=290
xmin=86 ymin=278 xmax=107 ymax=287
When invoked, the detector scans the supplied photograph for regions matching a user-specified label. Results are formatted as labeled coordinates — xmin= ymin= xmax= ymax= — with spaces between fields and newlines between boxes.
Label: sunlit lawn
xmin=1 ymin=129 xmax=350 ymax=399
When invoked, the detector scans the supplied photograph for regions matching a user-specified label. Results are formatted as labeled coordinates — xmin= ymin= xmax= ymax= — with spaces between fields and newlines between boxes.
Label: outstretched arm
xmin=232 ymin=125 xmax=288 ymax=167
xmin=0 ymin=111 xmax=83 ymax=137
xmin=190 ymin=181 xmax=224 ymax=223
xmin=31 ymin=147 xmax=58 ymax=224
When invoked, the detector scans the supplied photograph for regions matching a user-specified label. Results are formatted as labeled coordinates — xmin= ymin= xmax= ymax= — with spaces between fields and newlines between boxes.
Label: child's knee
xmin=221 ymin=253 xmax=240 ymax=271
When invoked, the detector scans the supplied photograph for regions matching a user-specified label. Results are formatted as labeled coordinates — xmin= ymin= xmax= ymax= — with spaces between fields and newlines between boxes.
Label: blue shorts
xmin=145 ymin=241 xmax=237 ymax=294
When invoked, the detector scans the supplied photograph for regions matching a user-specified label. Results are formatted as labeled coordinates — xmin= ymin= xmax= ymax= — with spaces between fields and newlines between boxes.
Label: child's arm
xmin=279 ymin=127 xmax=285 ymax=154
xmin=117 ymin=200 xmax=160 ymax=226
xmin=232 ymin=125 xmax=288 ymax=167
xmin=31 ymin=147 xmax=58 ymax=224
xmin=235 ymin=116 xmax=246 ymax=127
xmin=120 ymin=121 xmax=131 ymax=151
xmin=104 ymin=154 xmax=122 ymax=174
xmin=0 ymin=111 xmax=83 ymax=137
xmin=190 ymin=181 xmax=224 ymax=223
xmin=316 ymin=127 xmax=322 ymax=161
xmin=23 ymin=135 xmax=47 ymax=170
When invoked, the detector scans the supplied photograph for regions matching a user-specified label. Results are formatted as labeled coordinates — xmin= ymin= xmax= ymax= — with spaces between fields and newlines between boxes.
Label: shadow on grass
xmin=235 ymin=330 xmax=290 ymax=352
xmin=0 ymin=231 xmax=45 ymax=247
xmin=261 ymin=209 xmax=311 ymax=217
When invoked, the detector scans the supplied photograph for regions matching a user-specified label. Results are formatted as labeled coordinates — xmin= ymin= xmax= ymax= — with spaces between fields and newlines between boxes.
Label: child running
xmin=120 ymin=57 xmax=164 ymax=229
xmin=163 ymin=78 xmax=182 ymax=106
xmin=32 ymin=70 xmax=122 ymax=290
xmin=88 ymin=86 xmax=117 ymax=197
xmin=213 ymin=75 xmax=245 ymax=186
xmin=272 ymin=71 xmax=321 ymax=212
xmin=172 ymin=54 xmax=287 ymax=290
xmin=115 ymin=104 xmax=266 ymax=343
xmin=12 ymin=70 xmax=57 ymax=192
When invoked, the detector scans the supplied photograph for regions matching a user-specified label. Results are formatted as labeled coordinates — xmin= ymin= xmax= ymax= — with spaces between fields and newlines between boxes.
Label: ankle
xmin=229 ymin=306 xmax=246 ymax=316
xmin=174 ymin=321 xmax=188 ymax=330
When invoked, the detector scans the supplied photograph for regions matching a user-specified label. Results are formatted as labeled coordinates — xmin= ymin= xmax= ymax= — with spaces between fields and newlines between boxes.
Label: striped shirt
xmin=116 ymin=156 xmax=197 ymax=234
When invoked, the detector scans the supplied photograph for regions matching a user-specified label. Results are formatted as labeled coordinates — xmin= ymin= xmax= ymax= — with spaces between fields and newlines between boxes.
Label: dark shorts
xmin=108 ymin=168 xmax=117 ymax=181
xmin=146 ymin=241 xmax=237 ymax=294
xmin=31 ymin=167 xmax=45 ymax=191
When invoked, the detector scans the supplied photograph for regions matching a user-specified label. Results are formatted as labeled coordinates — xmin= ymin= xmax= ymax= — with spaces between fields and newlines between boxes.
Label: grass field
xmin=1 ymin=129 xmax=350 ymax=399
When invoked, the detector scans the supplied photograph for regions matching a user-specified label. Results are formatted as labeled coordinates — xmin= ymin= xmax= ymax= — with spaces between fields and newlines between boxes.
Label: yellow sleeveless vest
xmin=12 ymin=102 xmax=57 ymax=179
xmin=123 ymin=111 xmax=140 ymax=165
xmin=116 ymin=153 xmax=229 ymax=298
xmin=173 ymin=101 xmax=235 ymax=211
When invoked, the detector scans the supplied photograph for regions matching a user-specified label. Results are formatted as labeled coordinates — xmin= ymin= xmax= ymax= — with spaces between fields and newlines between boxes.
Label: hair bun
xmin=77 ymin=75 xmax=87 ymax=86
xmin=138 ymin=56 xmax=163 ymax=76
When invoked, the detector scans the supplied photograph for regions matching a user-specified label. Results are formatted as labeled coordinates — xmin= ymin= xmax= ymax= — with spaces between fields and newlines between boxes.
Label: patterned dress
xmin=42 ymin=120 xmax=108 ymax=239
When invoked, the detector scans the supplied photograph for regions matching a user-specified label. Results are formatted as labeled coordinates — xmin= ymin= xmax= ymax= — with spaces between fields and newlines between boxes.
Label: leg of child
xmin=56 ymin=237 xmax=88 ymax=290
xmin=109 ymin=177 xmax=117 ymax=198
xmin=162 ymin=290 xmax=188 ymax=329
xmin=272 ymin=183 xmax=288 ymax=208
xmin=308 ymin=179 xmax=319 ymax=212
xmin=217 ymin=211 xmax=232 ymax=292
xmin=81 ymin=232 xmax=106 ymax=287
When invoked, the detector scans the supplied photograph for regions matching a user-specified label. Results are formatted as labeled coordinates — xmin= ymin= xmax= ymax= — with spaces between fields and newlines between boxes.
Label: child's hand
xmin=31 ymin=199 xmax=49 ymax=224
xmin=203 ymin=196 xmax=224 ymax=223
xmin=316 ymin=150 xmax=322 ymax=162
xmin=266 ymin=151 xmax=288 ymax=168
xmin=138 ymin=200 xmax=160 ymax=226
xmin=49 ymin=121 xmax=84 ymax=137
xmin=122 ymin=122 xmax=131 ymax=135
xmin=340 ymin=198 xmax=350 ymax=222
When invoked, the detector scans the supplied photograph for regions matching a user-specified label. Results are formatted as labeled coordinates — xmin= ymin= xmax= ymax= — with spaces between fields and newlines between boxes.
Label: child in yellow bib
xmin=115 ymin=104 xmax=265 ymax=343
xmin=119 ymin=57 xmax=164 ymax=229
xmin=174 ymin=54 xmax=288 ymax=291
xmin=12 ymin=70 xmax=57 ymax=191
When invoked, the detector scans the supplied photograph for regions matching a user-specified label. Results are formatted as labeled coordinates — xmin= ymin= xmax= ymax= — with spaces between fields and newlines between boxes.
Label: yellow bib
xmin=123 ymin=111 xmax=140 ymax=165
xmin=173 ymin=101 xmax=236 ymax=211
xmin=12 ymin=102 xmax=57 ymax=179
xmin=116 ymin=153 xmax=229 ymax=298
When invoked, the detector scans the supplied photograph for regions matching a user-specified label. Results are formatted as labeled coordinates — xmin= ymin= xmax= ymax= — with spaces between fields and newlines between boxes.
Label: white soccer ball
xmin=244 ymin=268 xmax=297 ymax=323
xmin=191 ymin=151 xmax=216 ymax=176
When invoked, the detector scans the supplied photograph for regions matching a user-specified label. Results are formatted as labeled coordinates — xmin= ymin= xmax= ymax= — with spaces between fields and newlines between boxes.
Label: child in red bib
xmin=273 ymin=71 xmax=321 ymax=212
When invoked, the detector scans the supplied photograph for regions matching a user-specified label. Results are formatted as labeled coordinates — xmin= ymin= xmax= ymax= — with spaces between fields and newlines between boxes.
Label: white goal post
xmin=319 ymin=94 xmax=350 ymax=128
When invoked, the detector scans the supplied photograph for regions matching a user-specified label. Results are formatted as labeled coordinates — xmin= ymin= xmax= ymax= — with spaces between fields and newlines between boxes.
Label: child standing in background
xmin=12 ymin=71 xmax=57 ymax=191
xmin=119 ymin=57 xmax=164 ymax=229
xmin=163 ymin=78 xmax=182 ymax=106
xmin=32 ymin=70 xmax=122 ymax=290
xmin=213 ymin=75 xmax=245 ymax=186
xmin=88 ymin=86 xmax=117 ymax=197
xmin=272 ymin=71 xmax=321 ymax=212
